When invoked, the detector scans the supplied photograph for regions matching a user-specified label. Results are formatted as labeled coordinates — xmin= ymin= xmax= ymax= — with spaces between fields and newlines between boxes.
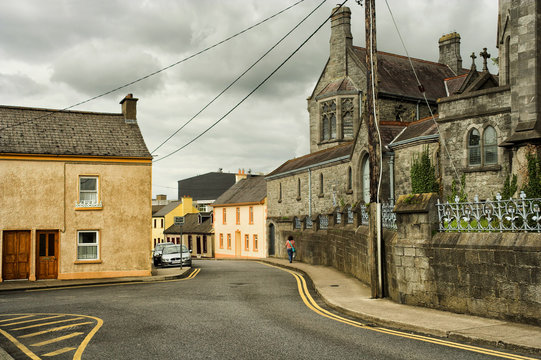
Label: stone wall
xmin=390 ymin=193 xmax=541 ymax=326
xmin=437 ymin=86 xmax=512 ymax=200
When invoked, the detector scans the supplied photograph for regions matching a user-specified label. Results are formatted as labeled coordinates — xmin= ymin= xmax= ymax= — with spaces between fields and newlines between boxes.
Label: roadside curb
xmin=260 ymin=260 xmax=541 ymax=357
xmin=0 ymin=346 xmax=13 ymax=360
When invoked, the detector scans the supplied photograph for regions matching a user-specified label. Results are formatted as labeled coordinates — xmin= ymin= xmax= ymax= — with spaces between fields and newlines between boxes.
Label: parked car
xmin=160 ymin=244 xmax=192 ymax=267
xmin=153 ymin=242 xmax=175 ymax=266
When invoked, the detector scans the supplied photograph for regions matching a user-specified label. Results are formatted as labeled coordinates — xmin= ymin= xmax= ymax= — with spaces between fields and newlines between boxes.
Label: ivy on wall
xmin=410 ymin=146 xmax=438 ymax=194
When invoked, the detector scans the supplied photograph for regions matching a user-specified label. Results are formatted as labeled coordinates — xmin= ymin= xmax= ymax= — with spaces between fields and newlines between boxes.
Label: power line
xmin=153 ymin=0 xmax=349 ymax=163
xmin=0 ymin=0 xmax=305 ymax=133
xmin=151 ymin=0 xmax=328 ymax=155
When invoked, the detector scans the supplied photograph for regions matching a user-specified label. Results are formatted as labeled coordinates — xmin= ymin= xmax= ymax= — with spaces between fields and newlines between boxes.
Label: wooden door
xmin=235 ymin=231 xmax=241 ymax=257
xmin=2 ymin=231 xmax=31 ymax=280
xmin=36 ymin=231 xmax=58 ymax=280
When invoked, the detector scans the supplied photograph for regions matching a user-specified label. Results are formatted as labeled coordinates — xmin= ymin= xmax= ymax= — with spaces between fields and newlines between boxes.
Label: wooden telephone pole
xmin=364 ymin=0 xmax=383 ymax=298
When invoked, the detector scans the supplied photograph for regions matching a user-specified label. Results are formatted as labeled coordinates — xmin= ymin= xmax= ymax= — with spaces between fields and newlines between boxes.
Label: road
xmin=0 ymin=260 xmax=538 ymax=360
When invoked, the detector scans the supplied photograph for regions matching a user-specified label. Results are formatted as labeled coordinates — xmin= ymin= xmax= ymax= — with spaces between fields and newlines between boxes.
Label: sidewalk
xmin=0 ymin=266 xmax=190 ymax=292
xmin=261 ymin=258 xmax=541 ymax=356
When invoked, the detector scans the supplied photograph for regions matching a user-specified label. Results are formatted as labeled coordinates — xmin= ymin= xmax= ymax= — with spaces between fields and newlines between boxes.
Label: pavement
xmin=1 ymin=259 xmax=540 ymax=358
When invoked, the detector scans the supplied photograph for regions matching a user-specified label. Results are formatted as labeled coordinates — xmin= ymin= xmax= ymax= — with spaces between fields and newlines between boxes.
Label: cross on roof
xmin=470 ymin=52 xmax=477 ymax=69
xmin=479 ymin=47 xmax=491 ymax=72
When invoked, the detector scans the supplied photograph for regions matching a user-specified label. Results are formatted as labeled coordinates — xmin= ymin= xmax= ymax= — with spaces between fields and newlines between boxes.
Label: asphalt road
xmin=0 ymin=260 xmax=536 ymax=360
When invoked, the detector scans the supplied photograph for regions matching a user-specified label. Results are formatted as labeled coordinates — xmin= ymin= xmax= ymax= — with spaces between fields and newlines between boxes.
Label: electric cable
xmin=151 ymin=0 xmax=328 ymax=155
xmin=383 ymin=0 xmax=462 ymax=187
xmin=153 ymin=0 xmax=349 ymax=163
xmin=0 ymin=0 xmax=305 ymax=133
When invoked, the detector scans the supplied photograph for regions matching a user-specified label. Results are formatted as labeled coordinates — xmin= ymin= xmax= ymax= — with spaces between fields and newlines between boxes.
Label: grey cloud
xmin=0 ymin=73 xmax=45 ymax=98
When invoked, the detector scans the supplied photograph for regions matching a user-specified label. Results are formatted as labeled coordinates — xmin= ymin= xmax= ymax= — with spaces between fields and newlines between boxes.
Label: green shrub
xmin=410 ymin=146 xmax=438 ymax=194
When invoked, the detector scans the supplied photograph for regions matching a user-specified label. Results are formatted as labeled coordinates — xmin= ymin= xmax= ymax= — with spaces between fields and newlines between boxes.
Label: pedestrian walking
xmin=285 ymin=235 xmax=296 ymax=263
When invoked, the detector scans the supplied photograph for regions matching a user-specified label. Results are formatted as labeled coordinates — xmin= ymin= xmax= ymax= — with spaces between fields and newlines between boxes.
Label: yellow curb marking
xmin=42 ymin=346 xmax=76 ymax=357
xmin=4 ymin=315 xmax=63 ymax=327
xmin=31 ymin=332 xmax=83 ymax=347
xmin=260 ymin=262 xmax=538 ymax=360
xmin=25 ymin=268 xmax=201 ymax=292
xmin=20 ymin=322 xmax=94 ymax=338
xmin=13 ymin=317 xmax=84 ymax=331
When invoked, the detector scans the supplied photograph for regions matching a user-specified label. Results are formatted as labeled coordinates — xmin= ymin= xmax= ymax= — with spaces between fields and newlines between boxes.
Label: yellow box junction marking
xmin=0 ymin=313 xmax=103 ymax=360
xmin=259 ymin=262 xmax=538 ymax=360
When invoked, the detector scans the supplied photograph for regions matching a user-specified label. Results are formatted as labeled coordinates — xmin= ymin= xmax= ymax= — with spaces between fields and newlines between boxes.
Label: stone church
xmin=266 ymin=1 xmax=540 ymax=249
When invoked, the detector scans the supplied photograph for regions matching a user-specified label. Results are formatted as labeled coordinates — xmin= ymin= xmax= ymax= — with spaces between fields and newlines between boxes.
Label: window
xmin=249 ymin=207 xmax=254 ymax=224
xmin=160 ymin=219 xmax=164 ymax=228
xmin=253 ymin=234 xmax=258 ymax=251
xmin=321 ymin=99 xmax=337 ymax=141
xmin=279 ymin=183 xmax=282 ymax=202
xmin=77 ymin=230 xmax=99 ymax=260
xmin=468 ymin=128 xmax=481 ymax=166
xmin=342 ymin=98 xmax=354 ymax=138
xmin=319 ymin=173 xmax=324 ymax=195
xmin=297 ymin=178 xmax=301 ymax=199
xmin=153 ymin=219 xmax=156 ymax=228
xmin=227 ymin=234 xmax=231 ymax=249
xmin=219 ymin=234 xmax=224 ymax=249
xmin=245 ymin=234 xmax=250 ymax=250
xmin=203 ymin=236 xmax=208 ymax=253
xmin=347 ymin=166 xmax=353 ymax=191
xmin=236 ymin=207 xmax=240 ymax=225
xmin=222 ymin=208 xmax=227 ymax=224
xmin=483 ymin=126 xmax=498 ymax=165
xmin=362 ymin=155 xmax=370 ymax=204
xmin=78 ymin=176 xmax=101 ymax=208
xmin=188 ymin=235 xmax=192 ymax=250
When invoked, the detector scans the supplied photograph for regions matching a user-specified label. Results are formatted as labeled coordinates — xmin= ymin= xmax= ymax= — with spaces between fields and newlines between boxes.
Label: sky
xmin=0 ymin=0 xmax=498 ymax=200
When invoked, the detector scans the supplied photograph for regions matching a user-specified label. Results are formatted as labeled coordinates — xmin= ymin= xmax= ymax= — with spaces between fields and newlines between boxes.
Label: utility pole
xmin=364 ymin=0 xmax=383 ymax=298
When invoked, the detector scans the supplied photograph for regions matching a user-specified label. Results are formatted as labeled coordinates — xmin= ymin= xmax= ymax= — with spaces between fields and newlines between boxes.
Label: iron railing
xmin=437 ymin=191 xmax=541 ymax=232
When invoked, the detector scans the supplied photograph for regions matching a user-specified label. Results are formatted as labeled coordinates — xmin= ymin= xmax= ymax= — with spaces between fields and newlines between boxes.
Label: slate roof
xmin=444 ymin=74 xmax=468 ymax=96
xmin=178 ymin=172 xmax=236 ymax=201
xmin=153 ymin=201 xmax=181 ymax=217
xmin=352 ymin=47 xmax=455 ymax=101
xmin=0 ymin=105 xmax=151 ymax=158
xmin=388 ymin=116 xmax=439 ymax=148
xmin=316 ymin=76 xmax=359 ymax=98
xmin=213 ymin=176 xmax=267 ymax=206
xmin=152 ymin=205 xmax=166 ymax=215
xmin=378 ymin=123 xmax=408 ymax=147
xmin=266 ymin=142 xmax=353 ymax=178
xmin=164 ymin=212 xmax=213 ymax=235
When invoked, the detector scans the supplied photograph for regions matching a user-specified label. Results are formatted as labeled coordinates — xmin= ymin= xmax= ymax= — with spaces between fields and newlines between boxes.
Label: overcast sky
xmin=0 ymin=0 xmax=498 ymax=199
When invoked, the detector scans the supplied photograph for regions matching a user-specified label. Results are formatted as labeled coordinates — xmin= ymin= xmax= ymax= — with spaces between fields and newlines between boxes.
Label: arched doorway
xmin=268 ymin=224 xmax=275 ymax=256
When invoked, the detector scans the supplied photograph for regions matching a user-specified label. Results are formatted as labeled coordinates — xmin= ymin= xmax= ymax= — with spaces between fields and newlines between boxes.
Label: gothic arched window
xmin=468 ymin=128 xmax=481 ymax=166
xmin=342 ymin=98 xmax=354 ymax=138
xmin=321 ymin=99 xmax=336 ymax=141
xmin=483 ymin=126 xmax=498 ymax=165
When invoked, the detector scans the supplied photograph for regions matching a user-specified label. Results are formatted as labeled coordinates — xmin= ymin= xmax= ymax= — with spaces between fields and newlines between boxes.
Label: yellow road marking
xmin=0 ymin=315 xmax=33 ymax=323
xmin=0 ymin=328 xmax=40 ymax=360
xmin=260 ymin=262 xmax=538 ymax=360
xmin=42 ymin=346 xmax=76 ymax=357
xmin=26 ymin=268 xmax=201 ymax=292
xmin=4 ymin=315 xmax=63 ymax=327
xmin=20 ymin=321 xmax=94 ymax=338
xmin=73 ymin=316 xmax=103 ymax=360
xmin=13 ymin=317 xmax=84 ymax=330
xmin=31 ymin=332 xmax=84 ymax=347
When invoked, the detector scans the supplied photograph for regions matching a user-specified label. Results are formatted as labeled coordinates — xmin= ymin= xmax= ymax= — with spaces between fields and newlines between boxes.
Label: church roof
xmin=316 ymin=76 xmax=359 ymax=99
xmin=352 ymin=47 xmax=455 ymax=101
xmin=0 ymin=105 xmax=151 ymax=158
xmin=388 ymin=116 xmax=439 ymax=148
xmin=213 ymin=176 xmax=267 ymax=206
xmin=266 ymin=142 xmax=353 ymax=179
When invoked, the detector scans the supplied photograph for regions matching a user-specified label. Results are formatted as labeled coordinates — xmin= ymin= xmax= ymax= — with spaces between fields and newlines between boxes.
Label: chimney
xmin=120 ymin=93 xmax=138 ymax=124
xmin=329 ymin=6 xmax=352 ymax=78
xmin=438 ymin=32 xmax=463 ymax=75
xmin=157 ymin=194 xmax=167 ymax=201
xmin=235 ymin=168 xmax=247 ymax=183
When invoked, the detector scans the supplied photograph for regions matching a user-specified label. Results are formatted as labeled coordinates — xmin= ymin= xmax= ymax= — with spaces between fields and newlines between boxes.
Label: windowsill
xmin=318 ymin=193 xmax=324 ymax=198
xmin=74 ymin=260 xmax=102 ymax=265
xmin=75 ymin=207 xmax=103 ymax=211
xmin=463 ymin=164 xmax=501 ymax=173
xmin=75 ymin=202 xmax=103 ymax=211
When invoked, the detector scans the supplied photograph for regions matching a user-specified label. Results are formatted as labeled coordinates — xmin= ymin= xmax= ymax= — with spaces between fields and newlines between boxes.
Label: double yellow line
xmin=262 ymin=262 xmax=538 ymax=360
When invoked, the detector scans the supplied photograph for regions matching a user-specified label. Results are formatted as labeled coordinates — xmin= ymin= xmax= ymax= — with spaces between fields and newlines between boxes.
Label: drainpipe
xmin=389 ymin=151 xmax=395 ymax=203
xmin=308 ymin=168 xmax=312 ymax=217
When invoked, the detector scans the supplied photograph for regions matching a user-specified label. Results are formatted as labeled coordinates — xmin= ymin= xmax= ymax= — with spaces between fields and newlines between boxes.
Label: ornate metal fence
xmin=319 ymin=215 xmax=329 ymax=229
xmin=360 ymin=202 xmax=396 ymax=230
xmin=437 ymin=191 xmax=541 ymax=232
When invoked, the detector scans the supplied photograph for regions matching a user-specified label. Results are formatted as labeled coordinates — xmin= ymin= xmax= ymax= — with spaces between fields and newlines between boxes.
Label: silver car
xmin=160 ymin=244 xmax=192 ymax=267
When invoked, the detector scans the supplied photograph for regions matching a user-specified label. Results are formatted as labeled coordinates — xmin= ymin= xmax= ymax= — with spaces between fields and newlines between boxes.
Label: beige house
xmin=0 ymin=94 xmax=152 ymax=281
xmin=213 ymin=175 xmax=267 ymax=259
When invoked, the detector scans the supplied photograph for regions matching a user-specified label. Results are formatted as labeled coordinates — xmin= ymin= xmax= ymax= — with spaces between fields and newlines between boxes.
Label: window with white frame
xmin=78 ymin=176 xmax=101 ymax=207
xmin=77 ymin=230 xmax=99 ymax=260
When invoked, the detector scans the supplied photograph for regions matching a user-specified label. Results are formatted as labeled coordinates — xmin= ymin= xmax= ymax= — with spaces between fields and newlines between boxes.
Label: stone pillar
xmin=392 ymin=193 xmax=439 ymax=305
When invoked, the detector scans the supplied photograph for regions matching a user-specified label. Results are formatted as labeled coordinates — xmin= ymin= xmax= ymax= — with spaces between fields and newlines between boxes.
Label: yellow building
xmin=213 ymin=175 xmax=267 ymax=259
xmin=0 ymin=94 xmax=153 ymax=281
xmin=152 ymin=196 xmax=198 ymax=248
